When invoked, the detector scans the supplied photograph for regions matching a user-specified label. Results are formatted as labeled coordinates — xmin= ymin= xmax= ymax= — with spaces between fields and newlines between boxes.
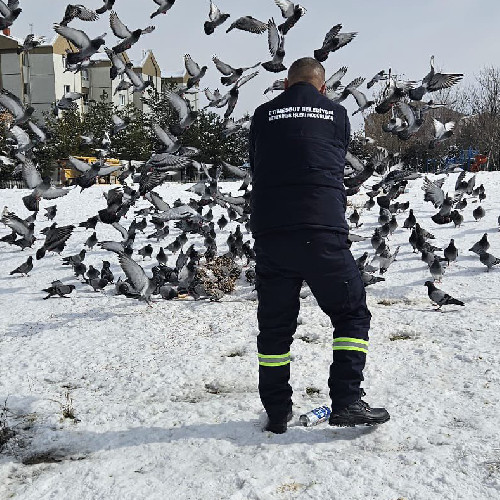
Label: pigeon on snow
xmin=424 ymin=281 xmax=464 ymax=310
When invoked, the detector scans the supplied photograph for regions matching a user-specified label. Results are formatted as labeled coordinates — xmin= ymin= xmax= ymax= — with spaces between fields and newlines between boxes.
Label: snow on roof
xmin=90 ymin=52 xmax=110 ymax=62
xmin=132 ymin=50 xmax=154 ymax=69
xmin=162 ymin=69 xmax=185 ymax=79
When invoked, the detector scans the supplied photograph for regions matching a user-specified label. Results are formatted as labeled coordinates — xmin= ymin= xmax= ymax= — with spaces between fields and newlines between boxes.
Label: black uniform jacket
xmin=249 ymin=81 xmax=350 ymax=237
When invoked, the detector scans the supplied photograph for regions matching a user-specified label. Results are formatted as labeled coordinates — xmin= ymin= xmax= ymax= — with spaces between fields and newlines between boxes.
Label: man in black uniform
xmin=249 ymin=57 xmax=389 ymax=433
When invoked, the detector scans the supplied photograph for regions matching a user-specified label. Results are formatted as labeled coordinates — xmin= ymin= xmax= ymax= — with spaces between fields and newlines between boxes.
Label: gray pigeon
xmin=473 ymin=206 xmax=485 ymax=222
xmin=429 ymin=255 xmax=445 ymax=282
xmin=261 ymin=18 xmax=287 ymax=73
xmin=314 ymin=24 xmax=357 ymax=62
xmin=378 ymin=246 xmax=400 ymax=274
xmin=274 ymin=0 xmax=306 ymax=35
xmin=85 ymin=232 xmax=98 ymax=249
xmin=10 ymin=256 xmax=33 ymax=276
xmin=424 ymin=281 xmax=464 ymax=310
xmin=43 ymin=280 xmax=76 ymax=299
xmin=151 ymin=0 xmax=176 ymax=19
xmin=469 ymin=234 xmax=489 ymax=255
xmin=361 ymin=271 xmax=385 ymax=287
xmin=118 ymin=254 xmax=157 ymax=304
xmin=444 ymin=239 xmax=458 ymax=264
xmin=226 ymin=16 xmax=268 ymax=34
xmin=204 ymin=1 xmax=230 ymax=35
xmin=479 ymin=252 xmax=500 ymax=272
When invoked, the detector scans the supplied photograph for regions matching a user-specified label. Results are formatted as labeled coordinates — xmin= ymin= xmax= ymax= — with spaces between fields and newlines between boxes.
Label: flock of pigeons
xmin=0 ymin=0 xmax=489 ymax=310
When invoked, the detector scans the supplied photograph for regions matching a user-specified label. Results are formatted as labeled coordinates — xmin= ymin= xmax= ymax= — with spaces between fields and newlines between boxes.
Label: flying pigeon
xmin=118 ymin=253 xmax=157 ymax=303
xmin=36 ymin=224 xmax=75 ymax=260
xmin=0 ymin=89 xmax=34 ymax=125
xmin=164 ymin=90 xmax=198 ymax=136
xmin=109 ymin=11 xmax=155 ymax=54
xmin=204 ymin=0 xmax=230 ymax=35
xmin=264 ymin=79 xmax=285 ymax=94
xmin=54 ymin=24 xmax=106 ymax=65
xmin=212 ymin=56 xmax=261 ymax=86
xmin=184 ymin=54 xmax=207 ymax=89
xmin=424 ymin=281 xmax=464 ymax=310
xmin=151 ymin=0 xmax=176 ymax=19
xmin=16 ymin=34 xmax=46 ymax=54
xmin=367 ymin=70 xmax=388 ymax=89
xmin=96 ymin=0 xmax=115 ymax=15
xmin=226 ymin=16 xmax=268 ymax=34
xmin=274 ymin=0 xmax=306 ymax=35
xmin=262 ymin=18 xmax=287 ymax=73
xmin=409 ymin=56 xmax=463 ymax=101
xmin=429 ymin=118 xmax=455 ymax=149
xmin=314 ymin=24 xmax=357 ymax=63
xmin=0 ymin=0 xmax=22 ymax=30
xmin=60 ymin=4 xmax=99 ymax=26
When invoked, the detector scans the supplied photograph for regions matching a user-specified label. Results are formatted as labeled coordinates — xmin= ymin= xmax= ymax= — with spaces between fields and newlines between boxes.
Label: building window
xmin=24 ymin=83 xmax=30 ymax=95
xmin=120 ymin=94 xmax=125 ymax=106
xmin=148 ymin=75 xmax=153 ymax=82
xmin=64 ymin=85 xmax=71 ymax=95
xmin=82 ymin=93 xmax=89 ymax=105
xmin=81 ymin=69 xmax=89 ymax=81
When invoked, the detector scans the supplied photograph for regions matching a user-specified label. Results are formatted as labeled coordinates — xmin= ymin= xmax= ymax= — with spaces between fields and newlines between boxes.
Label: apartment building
xmin=0 ymin=31 xmax=195 ymax=120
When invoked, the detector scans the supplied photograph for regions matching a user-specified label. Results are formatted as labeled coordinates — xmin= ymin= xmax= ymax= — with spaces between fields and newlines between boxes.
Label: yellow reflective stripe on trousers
xmin=258 ymin=352 xmax=291 ymax=367
xmin=332 ymin=337 xmax=368 ymax=354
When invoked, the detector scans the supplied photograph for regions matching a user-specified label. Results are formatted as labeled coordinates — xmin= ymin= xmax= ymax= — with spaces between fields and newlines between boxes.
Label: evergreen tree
xmin=110 ymin=103 xmax=153 ymax=163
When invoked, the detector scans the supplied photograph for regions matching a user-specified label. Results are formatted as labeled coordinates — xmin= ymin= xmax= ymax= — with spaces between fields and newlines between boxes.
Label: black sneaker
xmin=263 ymin=408 xmax=293 ymax=434
xmin=329 ymin=400 xmax=390 ymax=427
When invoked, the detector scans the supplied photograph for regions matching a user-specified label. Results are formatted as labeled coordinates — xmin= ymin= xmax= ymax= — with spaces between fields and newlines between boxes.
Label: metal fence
xmin=0 ymin=180 xmax=27 ymax=189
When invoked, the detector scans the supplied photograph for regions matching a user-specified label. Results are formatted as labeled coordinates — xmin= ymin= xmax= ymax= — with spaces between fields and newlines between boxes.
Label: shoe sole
xmin=329 ymin=414 xmax=390 ymax=427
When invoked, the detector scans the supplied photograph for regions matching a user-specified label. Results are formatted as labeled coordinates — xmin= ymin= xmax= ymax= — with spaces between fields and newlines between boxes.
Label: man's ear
xmin=284 ymin=78 xmax=289 ymax=90
xmin=320 ymin=83 xmax=327 ymax=95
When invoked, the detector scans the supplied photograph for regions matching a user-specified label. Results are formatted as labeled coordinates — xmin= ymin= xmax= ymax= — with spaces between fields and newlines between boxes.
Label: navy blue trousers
xmin=254 ymin=229 xmax=371 ymax=420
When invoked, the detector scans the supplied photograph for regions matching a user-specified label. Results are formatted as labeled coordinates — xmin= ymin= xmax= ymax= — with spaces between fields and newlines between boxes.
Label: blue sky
xmin=13 ymin=0 xmax=500 ymax=130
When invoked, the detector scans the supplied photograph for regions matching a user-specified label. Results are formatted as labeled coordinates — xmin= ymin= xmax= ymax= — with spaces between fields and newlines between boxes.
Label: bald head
xmin=286 ymin=57 xmax=326 ymax=92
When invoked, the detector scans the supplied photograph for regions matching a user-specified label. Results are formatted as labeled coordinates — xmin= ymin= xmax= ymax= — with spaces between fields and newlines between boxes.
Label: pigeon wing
xmin=322 ymin=24 xmax=342 ymax=47
xmin=41 ymin=187 xmax=70 ymax=200
xmin=109 ymin=11 xmax=132 ymax=39
xmin=348 ymin=87 xmax=368 ymax=108
xmin=0 ymin=1 xmax=10 ymax=17
xmin=54 ymin=24 xmax=91 ymax=49
xmin=208 ymin=0 xmax=220 ymax=21
xmin=433 ymin=118 xmax=445 ymax=139
xmin=68 ymin=156 xmax=91 ymax=173
xmin=236 ymin=71 xmax=259 ymax=89
xmin=75 ymin=5 xmax=99 ymax=21
xmin=267 ymin=19 xmax=280 ymax=57
xmin=152 ymin=122 xmax=176 ymax=149
xmin=22 ymin=158 xmax=42 ymax=189
xmin=0 ymin=89 xmax=25 ymax=119
xmin=427 ymin=73 xmax=463 ymax=92
xmin=422 ymin=176 xmax=445 ymax=208
xmin=325 ymin=66 xmax=347 ymax=91
xmin=397 ymin=102 xmax=416 ymax=127
xmin=165 ymin=91 xmax=189 ymax=122
xmin=274 ymin=0 xmax=294 ymax=18
xmin=149 ymin=191 xmax=171 ymax=211
xmin=118 ymin=254 xmax=149 ymax=293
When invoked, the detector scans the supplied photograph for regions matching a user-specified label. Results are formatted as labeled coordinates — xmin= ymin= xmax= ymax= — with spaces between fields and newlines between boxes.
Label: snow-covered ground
xmin=0 ymin=174 xmax=499 ymax=499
